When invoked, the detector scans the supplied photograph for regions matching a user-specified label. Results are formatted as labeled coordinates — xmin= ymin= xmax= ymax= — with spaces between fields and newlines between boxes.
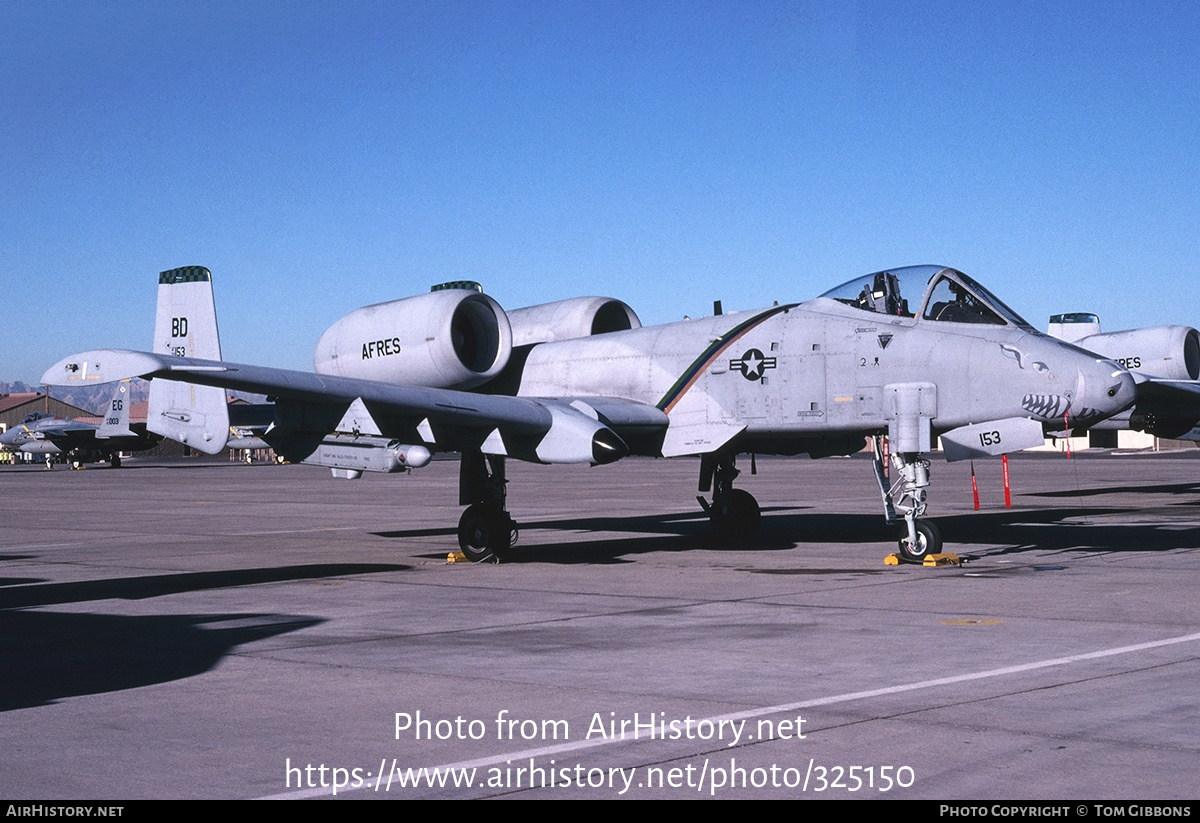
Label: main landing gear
xmin=871 ymin=435 xmax=943 ymax=561
xmin=457 ymin=451 xmax=517 ymax=562
xmin=698 ymin=452 xmax=760 ymax=540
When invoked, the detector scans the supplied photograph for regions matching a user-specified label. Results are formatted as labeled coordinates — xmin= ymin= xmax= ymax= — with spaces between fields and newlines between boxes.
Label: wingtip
xmin=40 ymin=350 xmax=164 ymax=386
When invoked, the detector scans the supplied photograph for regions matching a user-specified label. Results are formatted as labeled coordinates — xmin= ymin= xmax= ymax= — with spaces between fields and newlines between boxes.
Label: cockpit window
xmin=922 ymin=276 xmax=1005 ymax=325
xmin=820 ymin=267 xmax=930 ymax=317
xmin=951 ymin=272 xmax=1033 ymax=328
xmin=849 ymin=271 xmax=910 ymax=316
xmin=819 ymin=265 xmax=1033 ymax=329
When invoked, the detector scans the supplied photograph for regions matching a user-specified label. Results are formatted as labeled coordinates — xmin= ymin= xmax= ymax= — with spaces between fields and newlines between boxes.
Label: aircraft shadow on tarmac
xmin=0 ymin=563 xmax=411 ymax=610
xmin=380 ymin=506 xmax=811 ymax=565
xmin=933 ymin=508 xmax=1200 ymax=556
xmin=0 ymin=563 xmax=409 ymax=711
xmin=1027 ymin=481 xmax=1200 ymax=499
xmin=0 ymin=610 xmax=321 ymax=711
xmin=381 ymin=505 xmax=1200 ymax=564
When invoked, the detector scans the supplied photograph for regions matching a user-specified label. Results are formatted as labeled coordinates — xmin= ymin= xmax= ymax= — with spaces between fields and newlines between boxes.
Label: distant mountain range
xmin=1 ymin=379 xmax=264 ymax=415
xmin=0 ymin=379 xmax=149 ymax=415
xmin=0 ymin=380 xmax=36 ymax=395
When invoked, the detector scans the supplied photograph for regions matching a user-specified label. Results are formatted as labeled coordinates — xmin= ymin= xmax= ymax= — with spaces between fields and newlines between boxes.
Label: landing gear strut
xmin=457 ymin=451 xmax=517 ymax=562
xmin=698 ymin=452 xmax=760 ymax=540
xmin=871 ymin=435 xmax=942 ymax=561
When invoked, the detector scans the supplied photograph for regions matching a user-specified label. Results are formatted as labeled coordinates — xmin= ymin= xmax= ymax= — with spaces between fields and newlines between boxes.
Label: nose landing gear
xmin=871 ymin=435 xmax=943 ymax=561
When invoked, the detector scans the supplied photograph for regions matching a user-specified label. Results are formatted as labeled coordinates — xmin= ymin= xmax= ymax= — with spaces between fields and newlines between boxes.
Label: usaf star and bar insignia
xmin=730 ymin=348 xmax=777 ymax=381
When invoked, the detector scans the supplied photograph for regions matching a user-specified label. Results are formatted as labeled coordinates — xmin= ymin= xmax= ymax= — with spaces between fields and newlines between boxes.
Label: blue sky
xmin=3 ymin=1 xmax=1199 ymax=383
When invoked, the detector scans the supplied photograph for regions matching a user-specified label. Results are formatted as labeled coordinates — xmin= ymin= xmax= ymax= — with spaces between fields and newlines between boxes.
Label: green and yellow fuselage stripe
xmin=657 ymin=304 xmax=797 ymax=413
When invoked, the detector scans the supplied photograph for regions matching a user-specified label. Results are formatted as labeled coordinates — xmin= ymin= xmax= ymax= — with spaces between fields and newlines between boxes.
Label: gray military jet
xmin=41 ymin=265 xmax=1136 ymax=560
xmin=0 ymin=381 xmax=159 ymax=467
xmin=1047 ymin=312 xmax=1200 ymax=441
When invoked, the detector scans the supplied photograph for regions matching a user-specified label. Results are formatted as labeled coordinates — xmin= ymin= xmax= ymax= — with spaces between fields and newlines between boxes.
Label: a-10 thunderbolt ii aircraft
xmin=1046 ymin=312 xmax=1200 ymax=442
xmin=0 ymin=381 xmax=159 ymax=467
xmin=41 ymin=265 xmax=1136 ymax=561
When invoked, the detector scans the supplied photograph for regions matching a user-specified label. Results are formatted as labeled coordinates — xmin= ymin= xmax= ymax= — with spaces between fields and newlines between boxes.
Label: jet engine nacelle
xmin=1077 ymin=326 xmax=1200 ymax=380
xmin=314 ymin=290 xmax=512 ymax=389
xmin=507 ymin=296 xmax=640 ymax=347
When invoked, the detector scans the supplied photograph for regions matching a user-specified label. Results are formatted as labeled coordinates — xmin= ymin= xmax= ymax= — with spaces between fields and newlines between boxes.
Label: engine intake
xmin=507 ymin=296 xmax=641 ymax=347
xmin=314 ymin=290 xmax=512 ymax=389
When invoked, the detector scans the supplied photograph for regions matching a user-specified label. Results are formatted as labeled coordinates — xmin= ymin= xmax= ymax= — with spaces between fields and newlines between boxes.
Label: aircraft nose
xmin=1075 ymin=362 xmax=1137 ymax=423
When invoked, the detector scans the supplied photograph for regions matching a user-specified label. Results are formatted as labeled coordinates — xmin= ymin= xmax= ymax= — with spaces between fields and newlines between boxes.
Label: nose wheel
xmin=872 ymin=435 xmax=944 ymax=562
xmin=897 ymin=519 xmax=941 ymax=561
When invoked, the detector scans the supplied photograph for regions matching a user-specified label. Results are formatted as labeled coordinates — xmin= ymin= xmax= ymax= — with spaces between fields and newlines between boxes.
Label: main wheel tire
xmin=711 ymin=489 xmax=761 ymax=541
xmin=110 ymin=454 xmax=121 ymax=468
xmin=898 ymin=519 xmax=942 ymax=561
xmin=457 ymin=504 xmax=512 ymax=562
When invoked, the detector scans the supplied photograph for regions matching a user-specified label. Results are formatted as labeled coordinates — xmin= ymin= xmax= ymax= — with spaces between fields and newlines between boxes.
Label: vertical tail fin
xmin=97 ymin=380 xmax=133 ymax=438
xmin=147 ymin=266 xmax=230 ymax=454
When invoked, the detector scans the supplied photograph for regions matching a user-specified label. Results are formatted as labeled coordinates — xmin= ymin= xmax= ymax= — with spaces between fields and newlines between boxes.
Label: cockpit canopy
xmin=18 ymin=412 xmax=53 ymax=425
xmin=819 ymin=265 xmax=1033 ymax=329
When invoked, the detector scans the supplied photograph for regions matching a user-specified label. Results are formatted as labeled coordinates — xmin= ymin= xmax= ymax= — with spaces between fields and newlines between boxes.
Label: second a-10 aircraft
xmin=43 ymin=264 xmax=1140 ymax=561
xmin=1045 ymin=312 xmax=1200 ymax=442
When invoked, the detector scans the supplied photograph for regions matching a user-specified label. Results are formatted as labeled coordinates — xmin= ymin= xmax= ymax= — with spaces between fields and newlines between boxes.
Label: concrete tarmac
xmin=2 ymin=450 xmax=1199 ymax=799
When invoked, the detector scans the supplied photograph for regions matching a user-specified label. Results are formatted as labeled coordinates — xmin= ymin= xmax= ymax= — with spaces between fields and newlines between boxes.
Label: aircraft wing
xmin=1126 ymin=373 xmax=1200 ymax=438
xmin=1132 ymin=374 xmax=1200 ymax=413
xmin=20 ymin=419 xmax=106 ymax=450
xmin=41 ymin=349 xmax=667 ymax=464
xmin=33 ymin=422 xmax=95 ymax=441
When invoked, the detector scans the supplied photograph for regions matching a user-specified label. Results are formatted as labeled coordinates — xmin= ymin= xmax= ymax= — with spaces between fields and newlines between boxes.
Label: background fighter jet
xmin=0 ymin=381 xmax=160 ymax=467
xmin=42 ymin=265 xmax=1136 ymax=560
